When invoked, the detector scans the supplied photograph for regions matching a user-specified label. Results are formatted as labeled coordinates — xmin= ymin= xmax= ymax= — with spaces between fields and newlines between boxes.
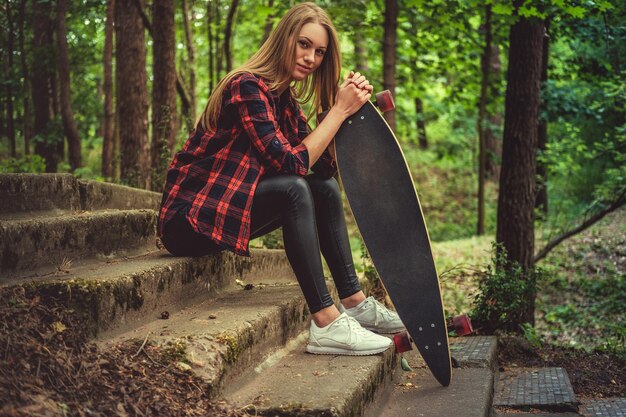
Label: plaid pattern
xmin=158 ymin=73 xmax=337 ymax=256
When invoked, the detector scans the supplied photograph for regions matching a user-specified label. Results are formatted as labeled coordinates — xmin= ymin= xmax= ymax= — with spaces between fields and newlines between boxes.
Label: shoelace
xmin=370 ymin=298 xmax=399 ymax=325
xmin=344 ymin=316 xmax=374 ymax=344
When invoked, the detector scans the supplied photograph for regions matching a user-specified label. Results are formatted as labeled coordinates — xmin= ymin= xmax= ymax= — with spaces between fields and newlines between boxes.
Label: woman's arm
xmin=302 ymin=76 xmax=371 ymax=168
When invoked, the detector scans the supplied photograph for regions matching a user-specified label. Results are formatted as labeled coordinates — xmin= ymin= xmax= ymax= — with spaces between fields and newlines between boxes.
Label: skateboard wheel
xmin=452 ymin=315 xmax=473 ymax=336
xmin=393 ymin=331 xmax=413 ymax=353
xmin=375 ymin=90 xmax=395 ymax=113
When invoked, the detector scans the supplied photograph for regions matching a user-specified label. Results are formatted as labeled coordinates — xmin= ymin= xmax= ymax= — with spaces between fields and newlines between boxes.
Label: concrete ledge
xmin=78 ymin=180 xmax=160 ymax=211
xmin=0 ymin=209 xmax=157 ymax=274
xmin=0 ymin=173 xmax=80 ymax=213
xmin=8 ymin=249 xmax=295 ymax=336
xmin=225 ymin=338 xmax=397 ymax=417
xmin=364 ymin=342 xmax=495 ymax=417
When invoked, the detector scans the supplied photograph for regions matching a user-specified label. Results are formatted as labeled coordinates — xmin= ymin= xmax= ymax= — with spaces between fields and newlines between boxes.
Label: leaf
xmin=52 ymin=321 xmax=67 ymax=333
xmin=401 ymin=356 xmax=413 ymax=371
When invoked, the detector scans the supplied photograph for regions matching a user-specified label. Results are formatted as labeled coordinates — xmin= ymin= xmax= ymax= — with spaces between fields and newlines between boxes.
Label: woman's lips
xmin=297 ymin=64 xmax=311 ymax=73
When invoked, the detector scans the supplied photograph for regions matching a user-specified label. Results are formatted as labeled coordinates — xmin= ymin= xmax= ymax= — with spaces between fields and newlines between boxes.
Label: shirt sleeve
xmin=227 ymin=75 xmax=309 ymax=176
xmin=296 ymin=107 xmax=338 ymax=179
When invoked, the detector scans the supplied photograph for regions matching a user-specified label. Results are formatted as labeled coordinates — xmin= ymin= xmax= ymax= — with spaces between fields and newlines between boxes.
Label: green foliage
xmin=0 ymin=155 xmax=46 ymax=173
xmin=471 ymin=243 xmax=544 ymax=333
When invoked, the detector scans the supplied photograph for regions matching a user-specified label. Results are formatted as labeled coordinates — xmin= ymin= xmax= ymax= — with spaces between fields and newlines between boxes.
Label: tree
xmin=382 ymin=0 xmax=398 ymax=132
xmin=477 ymin=5 xmax=493 ymax=236
xmin=535 ymin=19 xmax=551 ymax=215
xmin=151 ymin=0 xmax=177 ymax=191
xmin=102 ymin=0 xmax=115 ymax=179
xmin=116 ymin=0 xmax=149 ymax=188
xmin=18 ymin=0 xmax=31 ymax=155
xmin=223 ymin=0 xmax=240 ymax=73
xmin=4 ymin=0 xmax=16 ymax=157
xmin=496 ymin=2 xmax=545 ymax=326
xmin=56 ymin=0 xmax=82 ymax=171
xmin=181 ymin=0 xmax=196 ymax=127
xmin=31 ymin=0 xmax=58 ymax=172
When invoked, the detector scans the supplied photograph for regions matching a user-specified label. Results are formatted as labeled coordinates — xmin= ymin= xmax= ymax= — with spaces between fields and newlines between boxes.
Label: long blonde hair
xmin=197 ymin=2 xmax=341 ymax=131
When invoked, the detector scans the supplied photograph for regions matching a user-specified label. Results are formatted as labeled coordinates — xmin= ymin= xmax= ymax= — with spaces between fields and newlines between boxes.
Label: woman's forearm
xmin=302 ymin=106 xmax=347 ymax=168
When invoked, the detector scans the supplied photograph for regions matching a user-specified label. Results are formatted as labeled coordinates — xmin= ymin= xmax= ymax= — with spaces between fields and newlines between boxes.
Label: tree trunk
xmin=261 ymin=0 xmax=275 ymax=45
xmin=215 ymin=1 xmax=223 ymax=80
xmin=486 ymin=44 xmax=502 ymax=181
xmin=207 ymin=2 xmax=215 ymax=91
xmin=353 ymin=1 xmax=369 ymax=74
xmin=182 ymin=0 xmax=196 ymax=127
xmin=116 ymin=0 xmax=149 ymax=188
xmin=5 ymin=0 xmax=16 ymax=157
xmin=56 ymin=0 xmax=82 ymax=171
xmin=102 ymin=0 xmax=115 ymax=179
xmin=31 ymin=0 xmax=57 ymax=172
xmin=151 ymin=0 xmax=177 ymax=191
xmin=382 ymin=0 xmax=397 ymax=132
xmin=223 ymin=0 xmax=239 ymax=73
xmin=19 ymin=0 xmax=31 ymax=154
xmin=535 ymin=20 xmax=550 ymax=216
xmin=415 ymin=98 xmax=427 ymax=149
xmin=477 ymin=5 xmax=492 ymax=236
xmin=496 ymin=6 xmax=544 ymax=326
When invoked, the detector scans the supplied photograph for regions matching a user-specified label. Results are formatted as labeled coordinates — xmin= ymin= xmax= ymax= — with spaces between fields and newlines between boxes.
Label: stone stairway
xmin=1 ymin=173 xmax=506 ymax=416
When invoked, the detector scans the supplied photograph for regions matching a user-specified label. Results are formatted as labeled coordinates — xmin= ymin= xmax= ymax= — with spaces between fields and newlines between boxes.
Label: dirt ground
xmin=0 ymin=287 xmax=247 ymax=417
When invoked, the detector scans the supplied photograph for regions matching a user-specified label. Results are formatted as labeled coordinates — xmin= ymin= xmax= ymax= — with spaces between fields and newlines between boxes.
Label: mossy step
xmin=0 ymin=173 xmax=160 ymax=213
xmin=223 ymin=333 xmax=397 ymax=417
xmin=99 ymin=283 xmax=310 ymax=397
xmin=3 ymin=248 xmax=295 ymax=337
xmin=0 ymin=209 xmax=157 ymax=274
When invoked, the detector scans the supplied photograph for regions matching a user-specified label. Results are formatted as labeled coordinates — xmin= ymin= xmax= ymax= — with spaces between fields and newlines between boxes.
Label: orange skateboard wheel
xmin=393 ymin=331 xmax=413 ymax=353
xmin=375 ymin=90 xmax=395 ymax=113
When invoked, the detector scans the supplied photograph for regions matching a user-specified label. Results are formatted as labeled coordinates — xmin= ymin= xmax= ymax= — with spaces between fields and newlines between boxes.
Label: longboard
xmin=332 ymin=91 xmax=452 ymax=387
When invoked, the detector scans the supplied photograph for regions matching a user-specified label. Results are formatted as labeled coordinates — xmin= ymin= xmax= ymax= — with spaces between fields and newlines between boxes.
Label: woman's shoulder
xmin=228 ymin=72 xmax=271 ymax=92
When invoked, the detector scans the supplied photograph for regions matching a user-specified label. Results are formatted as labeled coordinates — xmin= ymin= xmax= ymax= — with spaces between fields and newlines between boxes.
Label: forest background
xmin=0 ymin=0 xmax=624 ymax=351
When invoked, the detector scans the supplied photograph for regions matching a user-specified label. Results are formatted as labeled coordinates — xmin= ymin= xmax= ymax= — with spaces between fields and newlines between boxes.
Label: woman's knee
xmin=306 ymin=175 xmax=341 ymax=203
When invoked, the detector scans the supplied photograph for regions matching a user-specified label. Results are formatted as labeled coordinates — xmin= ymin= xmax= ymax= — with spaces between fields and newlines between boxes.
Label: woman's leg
xmin=305 ymin=175 xmax=365 ymax=306
xmin=250 ymin=175 xmax=339 ymax=325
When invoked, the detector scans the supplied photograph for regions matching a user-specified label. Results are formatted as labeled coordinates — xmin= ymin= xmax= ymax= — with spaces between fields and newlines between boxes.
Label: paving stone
xmin=581 ymin=398 xmax=626 ymax=417
xmin=493 ymin=367 xmax=578 ymax=411
xmin=449 ymin=336 xmax=497 ymax=369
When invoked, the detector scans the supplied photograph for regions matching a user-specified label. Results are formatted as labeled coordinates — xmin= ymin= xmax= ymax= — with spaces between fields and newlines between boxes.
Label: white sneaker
xmin=339 ymin=296 xmax=405 ymax=334
xmin=306 ymin=313 xmax=392 ymax=356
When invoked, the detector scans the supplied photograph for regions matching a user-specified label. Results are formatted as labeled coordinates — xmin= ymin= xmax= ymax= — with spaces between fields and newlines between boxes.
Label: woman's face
xmin=290 ymin=22 xmax=328 ymax=82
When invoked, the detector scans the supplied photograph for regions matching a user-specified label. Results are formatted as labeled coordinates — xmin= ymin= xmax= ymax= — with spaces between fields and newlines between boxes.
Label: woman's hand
xmin=333 ymin=71 xmax=373 ymax=118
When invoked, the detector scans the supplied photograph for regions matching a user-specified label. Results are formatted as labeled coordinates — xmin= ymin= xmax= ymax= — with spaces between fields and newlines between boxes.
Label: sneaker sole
xmin=364 ymin=326 xmax=406 ymax=334
xmin=305 ymin=344 xmax=391 ymax=356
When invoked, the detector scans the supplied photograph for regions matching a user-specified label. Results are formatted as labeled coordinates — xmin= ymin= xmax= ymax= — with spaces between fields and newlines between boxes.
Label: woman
xmin=158 ymin=2 xmax=403 ymax=356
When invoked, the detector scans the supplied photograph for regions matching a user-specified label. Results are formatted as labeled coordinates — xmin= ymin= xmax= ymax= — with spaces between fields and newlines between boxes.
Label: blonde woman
xmin=158 ymin=2 xmax=403 ymax=355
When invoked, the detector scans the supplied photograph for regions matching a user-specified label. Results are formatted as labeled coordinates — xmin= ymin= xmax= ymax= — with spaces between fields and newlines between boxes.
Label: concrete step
xmin=492 ymin=367 xmax=579 ymax=413
xmin=224 ymin=337 xmax=397 ymax=417
xmin=3 ymin=248 xmax=295 ymax=337
xmin=0 ymin=173 xmax=160 ymax=214
xmin=364 ymin=336 xmax=498 ymax=417
xmin=99 ymin=283 xmax=311 ymax=397
xmin=0 ymin=209 xmax=157 ymax=274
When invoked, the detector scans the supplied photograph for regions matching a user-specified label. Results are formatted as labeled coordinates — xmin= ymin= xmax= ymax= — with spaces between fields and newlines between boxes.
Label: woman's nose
xmin=303 ymin=51 xmax=314 ymax=63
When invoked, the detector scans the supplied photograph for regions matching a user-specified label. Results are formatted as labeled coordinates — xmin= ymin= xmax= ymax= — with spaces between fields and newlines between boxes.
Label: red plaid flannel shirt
xmin=157 ymin=73 xmax=337 ymax=256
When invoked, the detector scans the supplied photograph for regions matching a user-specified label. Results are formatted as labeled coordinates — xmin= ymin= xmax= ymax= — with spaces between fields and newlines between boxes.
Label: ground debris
xmin=0 ymin=287 xmax=251 ymax=416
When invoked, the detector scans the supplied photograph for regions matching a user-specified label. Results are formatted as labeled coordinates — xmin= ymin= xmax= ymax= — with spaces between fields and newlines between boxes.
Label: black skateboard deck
xmin=333 ymin=94 xmax=451 ymax=387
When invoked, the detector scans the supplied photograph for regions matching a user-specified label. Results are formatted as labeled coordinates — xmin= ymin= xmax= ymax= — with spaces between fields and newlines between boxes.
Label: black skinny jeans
xmin=161 ymin=174 xmax=361 ymax=313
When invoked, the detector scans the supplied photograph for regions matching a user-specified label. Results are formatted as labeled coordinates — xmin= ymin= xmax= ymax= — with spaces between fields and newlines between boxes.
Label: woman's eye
xmin=298 ymin=40 xmax=309 ymax=48
xmin=316 ymin=49 xmax=325 ymax=56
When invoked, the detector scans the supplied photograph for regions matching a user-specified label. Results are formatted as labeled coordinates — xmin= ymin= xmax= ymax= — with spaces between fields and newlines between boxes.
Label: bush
xmin=0 ymin=155 xmax=46 ymax=173
xmin=471 ymin=243 xmax=545 ymax=334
